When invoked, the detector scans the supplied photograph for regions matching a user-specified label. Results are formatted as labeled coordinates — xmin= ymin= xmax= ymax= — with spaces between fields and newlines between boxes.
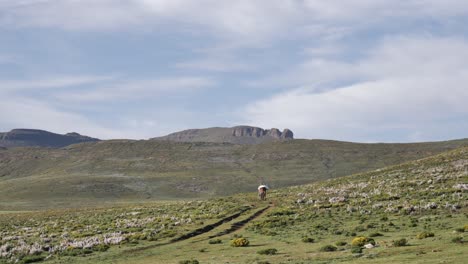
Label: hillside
xmin=0 ymin=147 xmax=466 ymax=263
xmin=0 ymin=138 xmax=467 ymax=210
xmin=0 ymin=129 xmax=100 ymax=148
xmin=151 ymin=126 xmax=293 ymax=144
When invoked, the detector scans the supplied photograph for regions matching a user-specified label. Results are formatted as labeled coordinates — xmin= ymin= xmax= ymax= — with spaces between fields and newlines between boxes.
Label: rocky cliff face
xmin=152 ymin=126 xmax=293 ymax=144
xmin=232 ymin=126 xmax=294 ymax=139
xmin=0 ymin=129 xmax=100 ymax=148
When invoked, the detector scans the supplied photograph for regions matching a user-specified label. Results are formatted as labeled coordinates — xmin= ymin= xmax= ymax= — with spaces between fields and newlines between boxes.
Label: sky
xmin=0 ymin=0 xmax=467 ymax=142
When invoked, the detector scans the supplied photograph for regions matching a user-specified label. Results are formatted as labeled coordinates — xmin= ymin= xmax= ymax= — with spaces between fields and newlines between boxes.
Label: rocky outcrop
xmin=281 ymin=129 xmax=294 ymax=139
xmin=152 ymin=126 xmax=294 ymax=144
xmin=0 ymin=129 xmax=100 ymax=148
xmin=232 ymin=126 xmax=294 ymax=140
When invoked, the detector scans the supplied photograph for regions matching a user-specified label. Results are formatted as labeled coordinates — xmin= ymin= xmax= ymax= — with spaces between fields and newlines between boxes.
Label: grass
xmin=0 ymin=146 xmax=467 ymax=263
xmin=1 ymin=138 xmax=467 ymax=210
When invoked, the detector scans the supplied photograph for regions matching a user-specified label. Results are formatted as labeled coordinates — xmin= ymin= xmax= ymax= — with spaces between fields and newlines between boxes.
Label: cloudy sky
xmin=1 ymin=0 xmax=467 ymax=142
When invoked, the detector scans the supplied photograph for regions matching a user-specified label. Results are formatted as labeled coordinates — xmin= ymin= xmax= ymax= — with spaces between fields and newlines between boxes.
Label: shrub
xmin=454 ymin=228 xmax=465 ymax=233
xmin=208 ymin=239 xmax=222 ymax=244
xmin=354 ymin=225 xmax=367 ymax=232
xmin=268 ymin=208 xmax=295 ymax=216
xmin=351 ymin=246 xmax=363 ymax=254
xmin=451 ymin=236 xmax=464 ymax=244
xmin=231 ymin=238 xmax=250 ymax=247
xmin=21 ymin=255 xmax=45 ymax=263
xmin=369 ymin=232 xmax=383 ymax=237
xmin=257 ymin=248 xmax=278 ymax=255
xmin=302 ymin=237 xmax=315 ymax=243
xmin=62 ymin=248 xmax=93 ymax=256
xmin=335 ymin=241 xmax=347 ymax=246
xmin=179 ymin=260 xmax=199 ymax=264
xmin=92 ymin=244 xmax=110 ymax=252
xmin=319 ymin=245 xmax=337 ymax=252
xmin=417 ymin=232 xmax=434 ymax=239
xmin=392 ymin=238 xmax=408 ymax=247
xmin=351 ymin=237 xmax=375 ymax=247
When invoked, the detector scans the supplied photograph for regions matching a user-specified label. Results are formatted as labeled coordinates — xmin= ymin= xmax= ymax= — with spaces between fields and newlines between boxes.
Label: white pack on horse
xmin=258 ymin=185 xmax=269 ymax=200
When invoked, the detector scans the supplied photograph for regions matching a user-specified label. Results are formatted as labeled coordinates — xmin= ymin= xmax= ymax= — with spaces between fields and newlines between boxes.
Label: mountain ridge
xmin=0 ymin=128 xmax=100 ymax=148
xmin=151 ymin=125 xmax=294 ymax=144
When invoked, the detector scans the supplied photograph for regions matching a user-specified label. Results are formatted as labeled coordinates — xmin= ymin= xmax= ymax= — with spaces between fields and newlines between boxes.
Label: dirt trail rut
xmin=124 ymin=204 xmax=270 ymax=254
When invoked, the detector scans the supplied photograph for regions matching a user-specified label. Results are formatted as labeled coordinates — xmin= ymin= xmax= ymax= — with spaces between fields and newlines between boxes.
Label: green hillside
xmin=0 ymin=146 xmax=466 ymax=263
xmin=1 ymin=138 xmax=467 ymax=210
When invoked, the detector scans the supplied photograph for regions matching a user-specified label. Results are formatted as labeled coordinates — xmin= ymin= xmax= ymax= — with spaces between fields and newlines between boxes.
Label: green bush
xmin=302 ymin=237 xmax=315 ymax=243
xmin=92 ymin=244 xmax=110 ymax=252
xmin=451 ymin=236 xmax=464 ymax=244
xmin=208 ymin=239 xmax=222 ymax=244
xmin=319 ymin=245 xmax=337 ymax=252
xmin=335 ymin=241 xmax=347 ymax=246
xmin=354 ymin=225 xmax=367 ymax=232
xmin=369 ymin=232 xmax=383 ymax=237
xmin=417 ymin=232 xmax=434 ymax=239
xmin=257 ymin=248 xmax=278 ymax=255
xmin=268 ymin=208 xmax=295 ymax=216
xmin=392 ymin=238 xmax=408 ymax=247
xmin=231 ymin=237 xmax=250 ymax=247
xmin=351 ymin=246 xmax=363 ymax=254
xmin=62 ymin=247 xmax=93 ymax=256
xmin=21 ymin=255 xmax=45 ymax=263
xmin=179 ymin=260 xmax=199 ymax=264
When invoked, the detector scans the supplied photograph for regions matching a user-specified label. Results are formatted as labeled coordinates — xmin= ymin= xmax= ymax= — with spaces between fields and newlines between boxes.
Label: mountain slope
xmin=0 ymin=147 xmax=466 ymax=263
xmin=151 ymin=126 xmax=293 ymax=144
xmin=0 ymin=138 xmax=467 ymax=209
xmin=0 ymin=129 xmax=100 ymax=148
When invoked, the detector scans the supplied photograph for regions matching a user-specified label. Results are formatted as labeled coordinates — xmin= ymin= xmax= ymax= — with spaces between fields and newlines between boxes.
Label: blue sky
xmin=1 ymin=0 xmax=467 ymax=142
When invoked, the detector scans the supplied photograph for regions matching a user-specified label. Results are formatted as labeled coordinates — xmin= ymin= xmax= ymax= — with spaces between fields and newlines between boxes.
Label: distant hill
xmin=0 ymin=137 xmax=467 ymax=210
xmin=151 ymin=126 xmax=293 ymax=144
xmin=0 ymin=129 xmax=100 ymax=148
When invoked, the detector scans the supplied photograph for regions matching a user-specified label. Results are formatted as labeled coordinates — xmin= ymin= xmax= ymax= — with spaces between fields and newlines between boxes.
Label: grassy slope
xmin=0 ymin=138 xmax=467 ymax=210
xmin=0 ymin=147 xmax=466 ymax=263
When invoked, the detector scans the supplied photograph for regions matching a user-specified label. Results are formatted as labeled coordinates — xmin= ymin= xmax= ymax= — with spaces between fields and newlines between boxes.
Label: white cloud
xmin=238 ymin=36 xmax=468 ymax=142
xmin=0 ymin=54 xmax=15 ymax=64
xmin=0 ymin=75 xmax=113 ymax=92
xmin=3 ymin=0 xmax=467 ymax=41
xmin=53 ymin=77 xmax=215 ymax=102
xmin=174 ymin=58 xmax=253 ymax=72
xmin=0 ymin=97 xmax=125 ymax=139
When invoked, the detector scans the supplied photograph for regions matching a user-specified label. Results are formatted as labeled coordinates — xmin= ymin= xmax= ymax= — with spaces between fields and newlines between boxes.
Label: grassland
xmin=0 ymin=147 xmax=466 ymax=263
xmin=1 ymin=138 xmax=467 ymax=210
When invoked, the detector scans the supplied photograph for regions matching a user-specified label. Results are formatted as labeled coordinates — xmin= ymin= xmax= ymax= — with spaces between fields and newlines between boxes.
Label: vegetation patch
xmin=417 ymin=232 xmax=434 ymax=239
xmin=257 ymin=248 xmax=278 ymax=255
xmin=179 ymin=259 xmax=199 ymax=264
xmin=301 ymin=237 xmax=315 ymax=243
xmin=230 ymin=238 xmax=250 ymax=247
xmin=208 ymin=239 xmax=222 ymax=244
xmin=451 ymin=236 xmax=464 ymax=244
xmin=392 ymin=238 xmax=408 ymax=247
xmin=319 ymin=245 xmax=338 ymax=252
xmin=351 ymin=237 xmax=375 ymax=247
